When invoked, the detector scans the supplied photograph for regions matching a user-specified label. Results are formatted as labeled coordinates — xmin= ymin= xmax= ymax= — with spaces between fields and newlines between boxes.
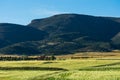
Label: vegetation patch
xmin=42 ymin=61 xmax=57 ymax=64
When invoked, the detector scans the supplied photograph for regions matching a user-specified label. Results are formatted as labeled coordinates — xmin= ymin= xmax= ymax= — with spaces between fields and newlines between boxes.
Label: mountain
xmin=0 ymin=23 xmax=47 ymax=48
xmin=28 ymin=14 xmax=120 ymax=41
xmin=0 ymin=14 xmax=120 ymax=55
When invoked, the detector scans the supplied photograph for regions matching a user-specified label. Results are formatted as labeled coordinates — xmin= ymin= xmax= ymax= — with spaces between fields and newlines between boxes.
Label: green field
xmin=0 ymin=59 xmax=120 ymax=80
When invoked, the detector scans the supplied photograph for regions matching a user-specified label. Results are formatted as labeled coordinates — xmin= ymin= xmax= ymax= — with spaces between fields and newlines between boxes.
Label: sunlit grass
xmin=0 ymin=71 xmax=58 ymax=80
xmin=0 ymin=59 xmax=120 ymax=80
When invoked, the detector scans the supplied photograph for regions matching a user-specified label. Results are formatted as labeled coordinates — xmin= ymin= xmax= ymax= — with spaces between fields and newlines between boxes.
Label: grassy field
xmin=0 ymin=52 xmax=120 ymax=80
xmin=0 ymin=60 xmax=120 ymax=80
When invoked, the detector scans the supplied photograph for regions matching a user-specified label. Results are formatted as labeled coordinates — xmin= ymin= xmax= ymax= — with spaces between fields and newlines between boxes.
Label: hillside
xmin=0 ymin=14 xmax=120 ymax=55
xmin=0 ymin=23 xmax=47 ymax=48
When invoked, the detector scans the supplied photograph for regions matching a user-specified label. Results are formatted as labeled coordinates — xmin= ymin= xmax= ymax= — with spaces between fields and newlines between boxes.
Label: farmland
xmin=0 ymin=52 xmax=120 ymax=80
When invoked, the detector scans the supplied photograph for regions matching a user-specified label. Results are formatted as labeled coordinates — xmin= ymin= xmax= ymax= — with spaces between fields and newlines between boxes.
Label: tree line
xmin=0 ymin=55 xmax=56 ymax=61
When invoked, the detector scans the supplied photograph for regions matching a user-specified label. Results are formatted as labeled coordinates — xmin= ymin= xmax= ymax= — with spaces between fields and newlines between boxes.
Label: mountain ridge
xmin=0 ymin=14 xmax=120 ymax=55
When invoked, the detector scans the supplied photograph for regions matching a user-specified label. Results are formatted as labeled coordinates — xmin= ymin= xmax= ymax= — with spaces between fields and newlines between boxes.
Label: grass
xmin=42 ymin=71 xmax=120 ymax=80
xmin=0 ymin=71 xmax=59 ymax=80
xmin=0 ymin=54 xmax=120 ymax=80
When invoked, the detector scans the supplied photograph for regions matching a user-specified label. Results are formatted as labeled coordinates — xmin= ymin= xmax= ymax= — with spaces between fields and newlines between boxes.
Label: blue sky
xmin=0 ymin=0 xmax=120 ymax=25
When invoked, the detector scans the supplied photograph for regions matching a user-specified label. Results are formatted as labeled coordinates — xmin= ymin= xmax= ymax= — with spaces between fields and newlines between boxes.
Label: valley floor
xmin=0 ymin=58 xmax=120 ymax=80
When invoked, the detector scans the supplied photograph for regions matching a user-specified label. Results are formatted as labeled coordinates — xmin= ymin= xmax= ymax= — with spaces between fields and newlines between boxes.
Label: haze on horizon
xmin=0 ymin=0 xmax=120 ymax=25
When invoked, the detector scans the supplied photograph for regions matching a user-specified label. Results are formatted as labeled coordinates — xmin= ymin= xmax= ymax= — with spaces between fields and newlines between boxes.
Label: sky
xmin=0 ymin=0 xmax=120 ymax=25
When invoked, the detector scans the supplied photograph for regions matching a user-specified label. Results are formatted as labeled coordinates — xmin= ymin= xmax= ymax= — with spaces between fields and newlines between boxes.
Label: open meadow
xmin=0 ymin=52 xmax=120 ymax=80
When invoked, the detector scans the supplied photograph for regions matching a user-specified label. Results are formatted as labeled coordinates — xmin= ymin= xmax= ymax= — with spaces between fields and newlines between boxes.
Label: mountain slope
xmin=0 ymin=40 xmax=111 ymax=55
xmin=0 ymin=23 xmax=47 ymax=48
xmin=105 ymin=17 xmax=120 ymax=23
xmin=111 ymin=32 xmax=120 ymax=48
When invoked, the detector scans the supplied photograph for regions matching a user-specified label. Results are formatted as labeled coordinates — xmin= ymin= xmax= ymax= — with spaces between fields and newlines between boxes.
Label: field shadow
xmin=0 ymin=67 xmax=68 ymax=71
